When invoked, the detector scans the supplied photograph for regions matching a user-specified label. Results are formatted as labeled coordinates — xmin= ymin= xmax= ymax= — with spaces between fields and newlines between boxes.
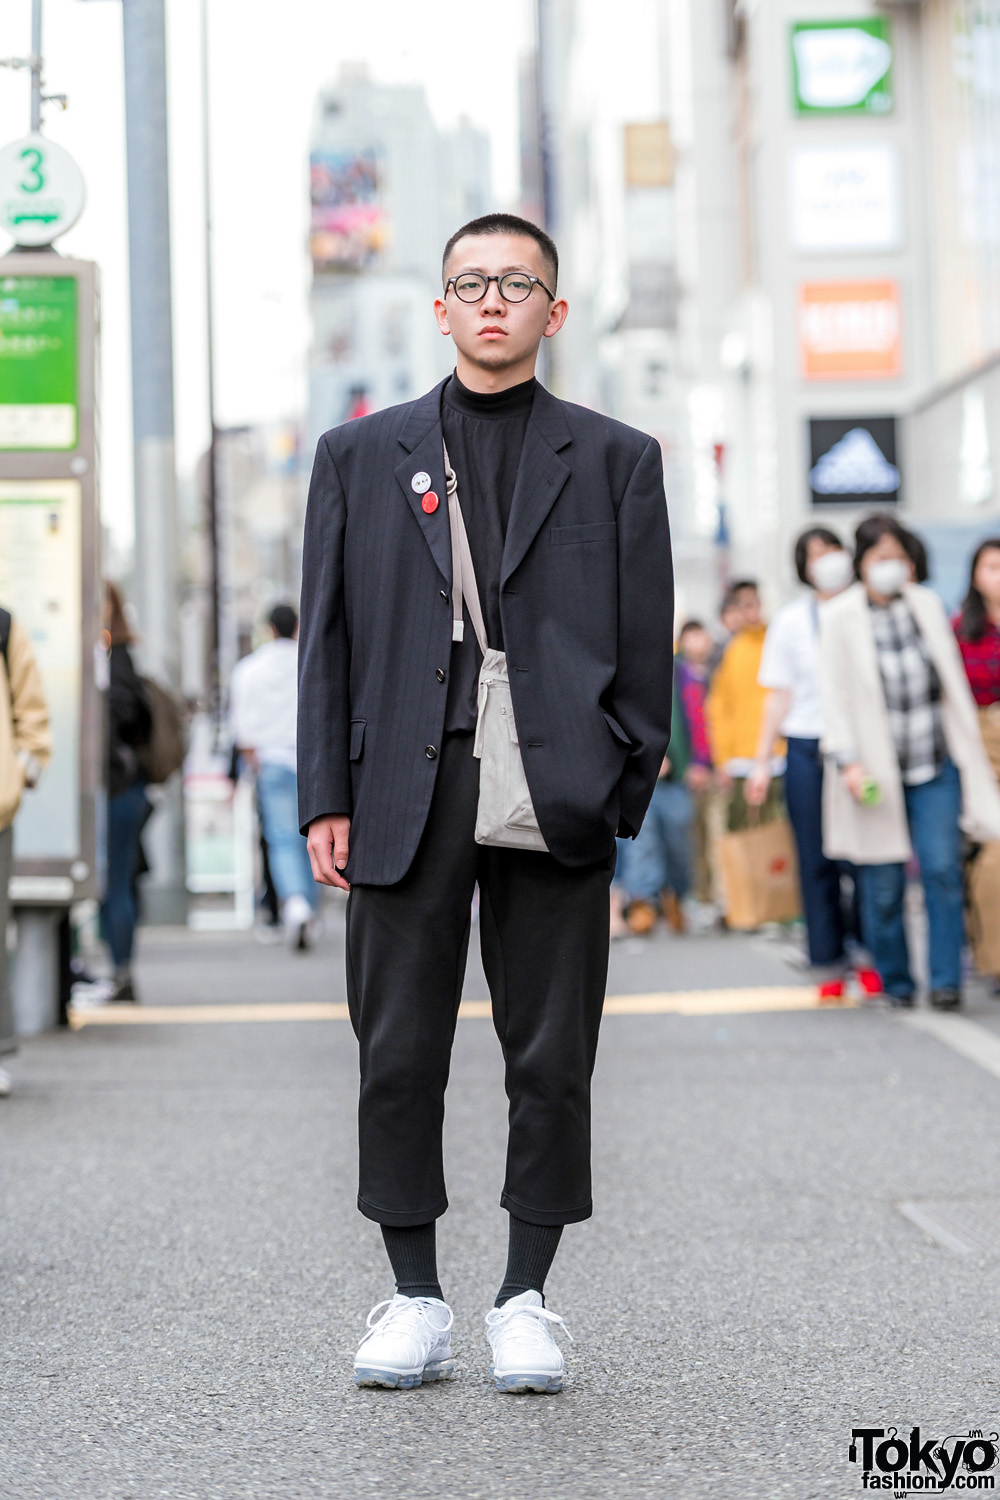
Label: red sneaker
xmin=817 ymin=979 xmax=845 ymax=1004
xmin=855 ymin=968 xmax=883 ymax=998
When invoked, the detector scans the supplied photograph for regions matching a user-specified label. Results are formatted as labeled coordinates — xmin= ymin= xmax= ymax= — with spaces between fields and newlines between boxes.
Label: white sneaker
xmin=282 ymin=894 xmax=314 ymax=951
xmin=0 ymin=1066 xmax=11 ymax=1097
xmin=485 ymin=1289 xmax=572 ymax=1393
xmin=353 ymin=1294 xmax=455 ymax=1389
xmin=69 ymin=977 xmax=117 ymax=1010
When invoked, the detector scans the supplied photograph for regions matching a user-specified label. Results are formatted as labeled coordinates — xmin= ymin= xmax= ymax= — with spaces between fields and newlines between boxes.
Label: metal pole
xmin=201 ymin=0 xmax=221 ymax=729
xmin=30 ymin=0 xmax=42 ymax=132
xmin=122 ymin=0 xmax=186 ymax=924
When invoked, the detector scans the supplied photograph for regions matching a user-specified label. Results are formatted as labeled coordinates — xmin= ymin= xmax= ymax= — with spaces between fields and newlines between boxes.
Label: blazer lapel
xmin=395 ymin=382 xmax=451 ymax=586
xmin=500 ymin=386 xmax=572 ymax=586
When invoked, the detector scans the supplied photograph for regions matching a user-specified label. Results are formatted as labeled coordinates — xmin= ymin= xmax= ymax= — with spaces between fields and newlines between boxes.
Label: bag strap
xmin=0 ymin=608 xmax=10 ymax=674
xmin=443 ymin=441 xmax=489 ymax=657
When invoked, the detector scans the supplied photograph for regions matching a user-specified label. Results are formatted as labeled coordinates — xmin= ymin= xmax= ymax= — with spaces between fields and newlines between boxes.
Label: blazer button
xmin=436 ymin=668 xmax=446 ymax=683
xmin=440 ymin=589 xmax=449 ymax=603
xmin=425 ymin=745 xmax=438 ymax=760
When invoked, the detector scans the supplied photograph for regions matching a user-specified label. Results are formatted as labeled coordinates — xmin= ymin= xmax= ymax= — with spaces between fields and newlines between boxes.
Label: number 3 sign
xmin=0 ymin=133 xmax=85 ymax=247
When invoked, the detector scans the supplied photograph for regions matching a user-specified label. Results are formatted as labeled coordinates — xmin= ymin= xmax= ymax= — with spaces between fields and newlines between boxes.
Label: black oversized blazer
xmin=297 ymin=378 xmax=674 ymax=886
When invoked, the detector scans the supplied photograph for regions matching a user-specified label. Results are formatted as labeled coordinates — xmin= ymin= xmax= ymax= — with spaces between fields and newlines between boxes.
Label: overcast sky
xmin=0 ymin=0 xmax=657 ymax=546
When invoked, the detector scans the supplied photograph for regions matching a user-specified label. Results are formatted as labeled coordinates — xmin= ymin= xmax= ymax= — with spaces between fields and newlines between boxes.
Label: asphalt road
xmin=4 ymin=906 xmax=1000 ymax=1499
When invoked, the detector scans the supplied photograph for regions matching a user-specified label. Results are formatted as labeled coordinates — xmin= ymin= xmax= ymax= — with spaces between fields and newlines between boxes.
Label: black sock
xmin=495 ymin=1217 xmax=563 ymax=1307
xmin=380 ymin=1223 xmax=443 ymax=1300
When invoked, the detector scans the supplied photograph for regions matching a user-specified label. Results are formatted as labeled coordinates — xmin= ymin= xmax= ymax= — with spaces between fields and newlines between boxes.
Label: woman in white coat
xmin=819 ymin=514 xmax=1000 ymax=1009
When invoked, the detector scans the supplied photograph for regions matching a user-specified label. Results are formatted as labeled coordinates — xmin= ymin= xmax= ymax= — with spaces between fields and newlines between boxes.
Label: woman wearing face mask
xmin=747 ymin=528 xmax=877 ymax=1002
xmin=819 ymin=514 xmax=1000 ymax=1010
xmin=953 ymin=537 xmax=1000 ymax=771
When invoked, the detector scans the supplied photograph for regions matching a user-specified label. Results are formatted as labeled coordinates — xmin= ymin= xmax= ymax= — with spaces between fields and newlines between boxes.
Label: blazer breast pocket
xmin=349 ymin=719 xmax=367 ymax=761
xmin=550 ymin=521 xmax=617 ymax=547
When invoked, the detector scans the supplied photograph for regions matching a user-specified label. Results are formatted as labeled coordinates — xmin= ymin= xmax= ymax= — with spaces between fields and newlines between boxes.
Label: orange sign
xmin=799 ymin=280 xmax=901 ymax=379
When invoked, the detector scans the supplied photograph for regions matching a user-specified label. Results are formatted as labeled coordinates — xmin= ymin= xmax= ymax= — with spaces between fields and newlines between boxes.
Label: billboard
xmin=790 ymin=19 xmax=893 ymax=116
xmin=309 ymin=149 xmax=385 ymax=272
xmin=0 ymin=274 xmax=78 ymax=448
xmin=799 ymin=280 xmax=902 ymax=380
xmin=790 ymin=145 xmax=901 ymax=252
xmin=808 ymin=416 xmax=900 ymax=506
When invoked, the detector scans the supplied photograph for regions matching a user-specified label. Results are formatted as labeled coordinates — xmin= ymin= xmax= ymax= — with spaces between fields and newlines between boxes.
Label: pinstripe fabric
xmin=297 ymin=380 xmax=674 ymax=886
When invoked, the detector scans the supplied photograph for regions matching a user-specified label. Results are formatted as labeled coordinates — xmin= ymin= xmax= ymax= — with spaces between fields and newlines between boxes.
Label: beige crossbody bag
xmin=443 ymin=442 xmax=548 ymax=852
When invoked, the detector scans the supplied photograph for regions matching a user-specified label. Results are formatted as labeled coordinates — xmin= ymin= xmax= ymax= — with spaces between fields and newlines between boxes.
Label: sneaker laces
xmin=485 ymin=1302 xmax=573 ymax=1344
xmin=363 ymin=1297 xmax=454 ymax=1341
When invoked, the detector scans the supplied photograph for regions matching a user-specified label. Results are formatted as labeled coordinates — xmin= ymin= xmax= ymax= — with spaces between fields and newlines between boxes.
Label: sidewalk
xmin=3 ymin=911 xmax=1000 ymax=1499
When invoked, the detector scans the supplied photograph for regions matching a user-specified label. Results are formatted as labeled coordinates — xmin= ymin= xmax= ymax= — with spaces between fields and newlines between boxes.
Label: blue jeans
xmin=785 ymin=737 xmax=862 ymax=970
xmin=256 ymin=763 xmax=317 ymax=910
xmin=100 ymin=779 xmax=150 ymax=969
xmin=628 ymin=780 xmax=693 ymax=902
xmin=859 ymin=760 xmax=964 ymax=998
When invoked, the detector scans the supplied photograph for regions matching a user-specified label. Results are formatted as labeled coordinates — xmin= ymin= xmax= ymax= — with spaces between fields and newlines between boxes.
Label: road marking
xmin=903 ymin=1010 xmax=1000 ymax=1085
xmin=67 ymin=986 xmax=838 ymax=1029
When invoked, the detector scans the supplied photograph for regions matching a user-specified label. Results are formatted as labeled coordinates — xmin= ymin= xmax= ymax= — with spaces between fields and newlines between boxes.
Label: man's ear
xmin=542 ymin=298 xmax=569 ymax=339
xmin=433 ymin=297 xmax=451 ymax=336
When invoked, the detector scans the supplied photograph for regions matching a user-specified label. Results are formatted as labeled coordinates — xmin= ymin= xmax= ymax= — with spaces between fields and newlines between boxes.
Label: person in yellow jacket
xmin=706 ymin=581 xmax=785 ymax=832
xmin=0 ymin=606 xmax=52 ymax=1095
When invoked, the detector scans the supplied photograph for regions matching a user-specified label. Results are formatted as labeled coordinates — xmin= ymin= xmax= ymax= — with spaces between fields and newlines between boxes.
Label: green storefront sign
xmin=791 ymin=19 xmax=893 ymax=116
xmin=0 ymin=275 xmax=78 ymax=450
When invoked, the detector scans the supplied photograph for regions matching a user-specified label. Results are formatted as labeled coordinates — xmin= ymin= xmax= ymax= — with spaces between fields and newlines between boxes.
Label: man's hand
xmin=307 ymin=815 xmax=352 ymax=890
xmin=684 ymin=763 xmax=711 ymax=792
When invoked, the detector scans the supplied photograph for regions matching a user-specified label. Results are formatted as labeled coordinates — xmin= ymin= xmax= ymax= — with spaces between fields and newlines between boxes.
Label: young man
xmin=298 ymin=213 xmax=673 ymax=1393
xmin=230 ymin=604 xmax=317 ymax=950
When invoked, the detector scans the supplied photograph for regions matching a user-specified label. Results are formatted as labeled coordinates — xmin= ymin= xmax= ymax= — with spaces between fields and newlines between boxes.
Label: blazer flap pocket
xmin=602 ymin=709 xmax=632 ymax=748
xmin=551 ymin=521 xmax=617 ymax=546
xmin=349 ymin=719 xmax=367 ymax=761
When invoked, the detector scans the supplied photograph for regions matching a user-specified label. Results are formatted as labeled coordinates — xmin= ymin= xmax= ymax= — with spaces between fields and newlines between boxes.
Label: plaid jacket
xmin=870 ymin=598 xmax=947 ymax=786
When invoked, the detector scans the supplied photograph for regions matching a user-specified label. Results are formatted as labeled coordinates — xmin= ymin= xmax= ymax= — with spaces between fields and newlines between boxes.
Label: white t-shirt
xmin=228 ymin=637 xmax=299 ymax=772
xmin=758 ymin=594 xmax=824 ymax=740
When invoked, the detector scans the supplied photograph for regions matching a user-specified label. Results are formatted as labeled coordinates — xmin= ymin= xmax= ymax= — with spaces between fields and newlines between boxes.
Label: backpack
xmin=136 ymin=675 xmax=186 ymax=784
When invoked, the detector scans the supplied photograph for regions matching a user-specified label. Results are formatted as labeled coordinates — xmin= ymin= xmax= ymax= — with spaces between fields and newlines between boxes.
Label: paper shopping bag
xmin=719 ymin=818 xmax=801 ymax=930
xmin=968 ymin=841 xmax=1000 ymax=978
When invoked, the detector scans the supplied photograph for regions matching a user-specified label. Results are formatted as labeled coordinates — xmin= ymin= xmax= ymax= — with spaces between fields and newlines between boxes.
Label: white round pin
xmin=411 ymin=471 xmax=432 ymax=495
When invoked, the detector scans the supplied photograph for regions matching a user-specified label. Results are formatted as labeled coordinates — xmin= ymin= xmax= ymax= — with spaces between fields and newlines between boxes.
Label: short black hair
xmin=268 ymin=603 xmax=298 ymax=639
xmin=726 ymin=579 xmax=758 ymax=601
xmin=853 ymin=512 xmax=928 ymax=583
xmin=442 ymin=213 xmax=558 ymax=291
xmin=678 ymin=618 xmax=705 ymax=636
xmin=794 ymin=526 xmax=843 ymax=586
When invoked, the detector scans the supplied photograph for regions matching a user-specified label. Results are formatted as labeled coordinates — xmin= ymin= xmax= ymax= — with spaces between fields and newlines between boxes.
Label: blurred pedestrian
xmin=299 ymin=212 xmax=673 ymax=1392
xmin=746 ymin=528 xmax=878 ymax=1002
xmin=229 ymin=603 xmax=317 ymax=951
xmin=72 ymin=584 xmax=152 ymax=1009
xmin=819 ymin=514 xmax=1000 ymax=1009
xmin=953 ymin=537 xmax=1000 ymax=989
xmin=0 ymin=604 xmax=51 ymax=1095
xmin=626 ymin=679 xmax=692 ymax=934
xmin=674 ymin=620 xmax=715 ymax=906
xmin=953 ymin=537 xmax=1000 ymax=772
xmin=707 ymin=580 xmax=784 ymax=830
xmin=708 ymin=592 xmax=745 ymax=678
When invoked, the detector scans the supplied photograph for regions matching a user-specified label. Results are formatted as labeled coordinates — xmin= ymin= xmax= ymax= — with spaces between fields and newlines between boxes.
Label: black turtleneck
xmin=441 ymin=370 xmax=537 ymax=732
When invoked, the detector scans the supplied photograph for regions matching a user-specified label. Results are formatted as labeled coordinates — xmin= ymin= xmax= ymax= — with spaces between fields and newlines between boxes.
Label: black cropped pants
xmin=345 ymin=730 xmax=614 ymax=1228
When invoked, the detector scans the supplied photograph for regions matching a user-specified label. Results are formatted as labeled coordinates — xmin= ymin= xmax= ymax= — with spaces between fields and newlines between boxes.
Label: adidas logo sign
xmin=810 ymin=427 xmax=900 ymax=495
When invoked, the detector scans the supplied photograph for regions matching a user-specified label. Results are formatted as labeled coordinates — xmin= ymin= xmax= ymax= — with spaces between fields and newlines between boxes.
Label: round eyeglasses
xmin=444 ymin=271 xmax=555 ymax=304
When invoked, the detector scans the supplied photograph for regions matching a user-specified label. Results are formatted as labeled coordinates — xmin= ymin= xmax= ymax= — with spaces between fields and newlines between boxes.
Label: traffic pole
xmin=122 ymin=0 xmax=186 ymax=923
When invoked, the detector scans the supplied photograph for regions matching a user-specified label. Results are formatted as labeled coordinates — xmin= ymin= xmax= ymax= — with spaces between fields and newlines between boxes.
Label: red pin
xmin=422 ymin=491 xmax=439 ymax=514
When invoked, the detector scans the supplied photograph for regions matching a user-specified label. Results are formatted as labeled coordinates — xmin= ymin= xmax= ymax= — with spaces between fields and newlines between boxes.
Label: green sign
xmin=0 ymin=275 xmax=78 ymax=449
xmin=791 ymin=19 xmax=893 ymax=116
